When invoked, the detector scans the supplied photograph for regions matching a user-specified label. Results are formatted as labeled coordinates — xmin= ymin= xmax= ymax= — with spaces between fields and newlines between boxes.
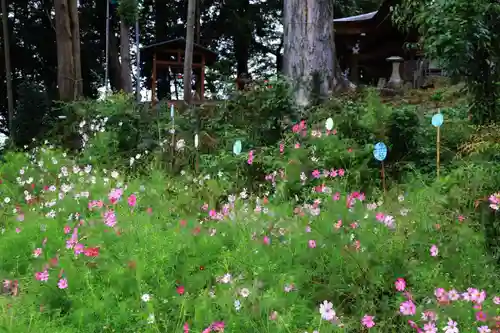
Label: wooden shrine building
xmin=141 ymin=38 xmax=218 ymax=106
xmin=333 ymin=0 xmax=426 ymax=87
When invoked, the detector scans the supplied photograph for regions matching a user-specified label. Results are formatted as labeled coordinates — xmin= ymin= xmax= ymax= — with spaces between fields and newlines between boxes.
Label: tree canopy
xmin=3 ymin=0 xmax=499 ymax=145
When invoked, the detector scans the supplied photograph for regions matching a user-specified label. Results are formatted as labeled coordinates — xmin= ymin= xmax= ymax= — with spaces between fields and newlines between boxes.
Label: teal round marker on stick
xmin=373 ymin=142 xmax=387 ymax=161
xmin=373 ymin=142 xmax=387 ymax=193
xmin=233 ymin=140 xmax=242 ymax=155
xmin=432 ymin=112 xmax=444 ymax=177
xmin=325 ymin=118 xmax=334 ymax=131
xmin=432 ymin=113 xmax=443 ymax=127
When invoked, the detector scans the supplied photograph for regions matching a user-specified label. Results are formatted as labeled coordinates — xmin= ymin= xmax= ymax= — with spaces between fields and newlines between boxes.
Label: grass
xmin=0 ymin=136 xmax=500 ymax=333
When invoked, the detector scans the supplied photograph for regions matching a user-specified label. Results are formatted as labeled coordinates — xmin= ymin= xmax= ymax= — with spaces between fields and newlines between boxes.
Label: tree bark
xmin=183 ymin=0 xmax=196 ymax=103
xmin=234 ymin=38 xmax=250 ymax=76
xmin=154 ymin=0 xmax=169 ymax=99
xmin=1 ymin=0 xmax=14 ymax=136
xmin=120 ymin=19 xmax=133 ymax=93
xmin=283 ymin=0 xmax=335 ymax=106
xmin=108 ymin=26 xmax=124 ymax=92
xmin=69 ymin=0 xmax=82 ymax=98
xmin=233 ymin=0 xmax=251 ymax=77
xmin=54 ymin=0 xmax=82 ymax=101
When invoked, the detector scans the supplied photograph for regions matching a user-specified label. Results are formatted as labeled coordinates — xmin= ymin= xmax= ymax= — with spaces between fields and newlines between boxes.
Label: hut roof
xmin=141 ymin=38 xmax=218 ymax=66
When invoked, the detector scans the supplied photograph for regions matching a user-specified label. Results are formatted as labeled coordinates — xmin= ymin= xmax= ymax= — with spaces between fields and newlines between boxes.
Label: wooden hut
xmin=141 ymin=38 xmax=218 ymax=106
xmin=333 ymin=0 xmax=423 ymax=87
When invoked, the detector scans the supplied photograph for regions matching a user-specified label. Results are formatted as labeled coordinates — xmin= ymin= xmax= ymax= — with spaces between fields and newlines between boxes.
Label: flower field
xmin=0 ymin=126 xmax=500 ymax=333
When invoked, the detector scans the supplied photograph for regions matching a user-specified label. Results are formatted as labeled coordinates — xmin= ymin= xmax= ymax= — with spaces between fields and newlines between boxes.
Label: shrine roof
xmin=141 ymin=38 xmax=218 ymax=66
xmin=333 ymin=11 xmax=377 ymax=22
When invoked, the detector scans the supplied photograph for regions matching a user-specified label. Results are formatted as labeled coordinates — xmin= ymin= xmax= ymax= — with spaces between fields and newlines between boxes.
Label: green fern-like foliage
xmin=458 ymin=123 xmax=500 ymax=158
xmin=117 ymin=0 xmax=138 ymax=26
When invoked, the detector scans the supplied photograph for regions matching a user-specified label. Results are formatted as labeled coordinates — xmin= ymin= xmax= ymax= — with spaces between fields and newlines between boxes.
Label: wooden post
xmin=200 ymin=54 xmax=205 ymax=100
xmin=381 ymin=161 xmax=387 ymax=194
xmin=436 ymin=126 xmax=441 ymax=178
xmin=151 ymin=52 xmax=157 ymax=107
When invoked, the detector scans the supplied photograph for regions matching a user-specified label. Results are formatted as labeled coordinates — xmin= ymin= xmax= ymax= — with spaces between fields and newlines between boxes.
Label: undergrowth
xmin=1 ymin=84 xmax=500 ymax=333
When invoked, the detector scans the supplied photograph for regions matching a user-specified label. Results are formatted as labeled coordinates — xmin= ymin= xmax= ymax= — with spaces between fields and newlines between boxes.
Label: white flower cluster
xmin=77 ymin=117 xmax=108 ymax=148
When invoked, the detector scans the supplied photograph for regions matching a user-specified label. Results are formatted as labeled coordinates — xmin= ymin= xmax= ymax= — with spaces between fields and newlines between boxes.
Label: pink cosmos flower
xmin=247 ymin=150 xmax=254 ymax=165
xmin=476 ymin=311 xmax=487 ymax=322
xmin=57 ymin=278 xmax=68 ymax=289
xmin=103 ymin=209 xmax=117 ymax=227
xmin=127 ymin=194 xmax=137 ymax=207
xmin=430 ymin=245 xmax=438 ymax=257
xmin=423 ymin=322 xmax=436 ymax=333
xmin=400 ymin=300 xmax=416 ymax=316
xmin=33 ymin=248 xmax=42 ymax=258
xmin=308 ymin=240 xmax=316 ymax=248
xmin=108 ymin=188 xmax=123 ymax=204
xmin=74 ymin=243 xmax=85 ymax=255
xmin=35 ymin=270 xmax=49 ymax=282
xmin=361 ymin=315 xmax=375 ymax=328
xmin=395 ymin=278 xmax=406 ymax=291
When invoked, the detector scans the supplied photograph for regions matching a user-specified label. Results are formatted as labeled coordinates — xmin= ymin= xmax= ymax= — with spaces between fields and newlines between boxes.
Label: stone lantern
xmin=386 ymin=56 xmax=404 ymax=89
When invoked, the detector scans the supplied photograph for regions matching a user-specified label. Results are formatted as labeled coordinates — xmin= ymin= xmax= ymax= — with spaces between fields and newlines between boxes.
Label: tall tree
xmin=117 ymin=0 xmax=136 ymax=93
xmin=1 ymin=0 xmax=13 ymax=136
xmin=183 ymin=0 xmax=196 ymax=103
xmin=54 ymin=0 xmax=83 ymax=101
xmin=283 ymin=0 xmax=335 ymax=106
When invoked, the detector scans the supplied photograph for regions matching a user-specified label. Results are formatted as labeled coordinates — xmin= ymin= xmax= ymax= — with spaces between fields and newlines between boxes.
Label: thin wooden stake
xmin=195 ymin=149 xmax=199 ymax=173
xmin=170 ymin=105 xmax=175 ymax=172
xmin=381 ymin=161 xmax=387 ymax=194
xmin=436 ymin=126 xmax=441 ymax=178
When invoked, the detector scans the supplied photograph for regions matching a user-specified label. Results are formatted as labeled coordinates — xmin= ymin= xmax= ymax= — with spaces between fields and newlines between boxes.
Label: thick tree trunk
xmin=234 ymin=38 xmax=250 ymax=76
xmin=120 ymin=19 xmax=133 ymax=93
xmin=69 ymin=0 xmax=82 ymax=98
xmin=54 ymin=0 xmax=82 ymax=101
xmin=1 ymin=0 xmax=14 ymax=135
xmin=54 ymin=0 xmax=75 ymax=101
xmin=183 ymin=0 xmax=196 ymax=103
xmin=108 ymin=27 xmax=123 ymax=92
xmin=283 ymin=0 xmax=335 ymax=106
xmin=233 ymin=0 xmax=251 ymax=77
xmin=155 ymin=0 xmax=169 ymax=99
